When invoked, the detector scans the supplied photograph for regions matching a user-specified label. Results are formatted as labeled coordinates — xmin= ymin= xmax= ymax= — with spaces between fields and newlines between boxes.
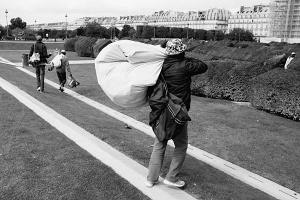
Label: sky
xmin=0 ymin=0 xmax=271 ymax=26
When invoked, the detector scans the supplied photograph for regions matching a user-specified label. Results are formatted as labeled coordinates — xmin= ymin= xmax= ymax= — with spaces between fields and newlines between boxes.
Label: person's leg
xmin=56 ymin=71 xmax=63 ymax=85
xmin=35 ymin=66 xmax=41 ymax=90
xmin=40 ymin=65 xmax=45 ymax=92
xmin=61 ymin=71 xmax=66 ymax=87
xmin=165 ymin=123 xmax=188 ymax=183
xmin=56 ymin=71 xmax=65 ymax=92
xmin=147 ymin=138 xmax=168 ymax=183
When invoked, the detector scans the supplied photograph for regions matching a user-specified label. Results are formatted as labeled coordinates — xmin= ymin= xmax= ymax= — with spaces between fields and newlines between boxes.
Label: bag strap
xmin=160 ymin=73 xmax=169 ymax=95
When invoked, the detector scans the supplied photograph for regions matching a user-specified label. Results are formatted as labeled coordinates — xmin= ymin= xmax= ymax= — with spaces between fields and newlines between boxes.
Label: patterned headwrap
xmin=165 ymin=39 xmax=187 ymax=55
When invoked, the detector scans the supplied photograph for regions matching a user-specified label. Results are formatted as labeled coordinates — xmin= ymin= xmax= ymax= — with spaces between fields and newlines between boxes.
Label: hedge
xmin=74 ymin=36 xmax=98 ymax=57
xmin=224 ymin=54 xmax=286 ymax=101
xmin=64 ymin=37 xmax=79 ymax=52
xmin=191 ymin=60 xmax=236 ymax=99
xmin=190 ymin=40 xmax=293 ymax=63
xmin=92 ymin=39 xmax=112 ymax=58
xmin=191 ymin=54 xmax=285 ymax=101
xmin=250 ymin=68 xmax=300 ymax=121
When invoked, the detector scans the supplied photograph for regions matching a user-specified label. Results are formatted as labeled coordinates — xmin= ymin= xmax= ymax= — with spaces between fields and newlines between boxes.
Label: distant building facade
xmin=146 ymin=9 xmax=230 ymax=32
xmin=27 ymin=8 xmax=231 ymax=32
xmin=269 ymin=0 xmax=300 ymax=43
xmin=26 ymin=4 xmax=300 ymax=43
xmin=228 ymin=5 xmax=270 ymax=37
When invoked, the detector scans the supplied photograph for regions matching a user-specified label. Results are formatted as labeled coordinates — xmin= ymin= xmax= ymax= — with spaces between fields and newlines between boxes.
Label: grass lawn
xmin=0 ymin=41 xmax=64 ymax=50
xmin=0 ymin=63 xmax=276 ymax=200
xmin=0 ymin=41 xmax=92 ymax=62
xmin=0 ymin=87 xmax=150 ymax=200
xmin=1 ymin=42 xmax=299 ymax=199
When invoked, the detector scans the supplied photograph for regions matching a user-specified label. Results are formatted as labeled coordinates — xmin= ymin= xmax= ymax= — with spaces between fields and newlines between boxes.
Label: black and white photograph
xmin=0 ymin=0 xmax=299 ymax=199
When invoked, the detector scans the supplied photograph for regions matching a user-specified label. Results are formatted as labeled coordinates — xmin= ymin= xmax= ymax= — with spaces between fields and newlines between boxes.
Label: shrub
xmin=250 ymin=68 xmax=300 ymax=121
xmin=4 ymin=36 xmax=15 ymax=40
xmin=24 ymin=34 xmax=36 ymax=41
xmin=64 ymin=37 xmax=78 ymax=52
xmin=92 ymin=39 xmax=112 ymax=58
xmin=74 ymin=36 xmax=97 ymax=57
xmin=191 ymin=60 xmax=236 ymax=99
xmin=224 ymin=54 xmax=286 ymax=101
xmin=146 ymin=39 xmax=167 ymax=46
xmin=191 ymin=40 xmax=293 ymax=64
xmin=191 ymin=54 xmax=286 ymax=101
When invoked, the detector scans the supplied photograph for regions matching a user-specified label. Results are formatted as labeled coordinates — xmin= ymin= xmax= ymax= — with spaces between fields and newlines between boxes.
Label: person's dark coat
xmin=148 ymin=53 xmax=208 ymax=132
xmin=160 ymin=53 xmax=207 ymax=111
xmin=29 ymin=40 xmax=49 ymax=65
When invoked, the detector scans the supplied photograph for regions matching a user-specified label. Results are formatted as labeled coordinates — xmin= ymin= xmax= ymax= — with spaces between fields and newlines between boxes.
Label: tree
xmin=0 ymin=25 xmax=5 ymax=39
xmin=194 ymin=29 xmax=207 ymax=40
xmin=98 ymin=26 xmax=110 ymax=39
xmin=69 ymin=30 xmax=77 ymax=38
xmin=141 ymin=25 xmax=154 ymax=39
xmin=128 ymin=27 xmax=136 ymax=38
xmin=170 ymin=27 xmax=184 ymax=38
xmin=23 ymin=28 xmax=36 ymax=40
xmin=206 ymin=30 xmax=215 ymax=40
xmin=37 ymin=28 xmax=44 ymax=37
xmin=155 ymin=26 xmax=169 ymax=38
xmin=136 ymin=26 xmax=143 ymax=38
xmin=76 ymin=26 xmax=86 ymax=36
xmin=227 ymin=28 xmax=254 ymax=41
xmin=11 ymin=27 xmax=23 ymax=39
xmin=215 ymin=30 xmax=225 ymax=41
xmin=49 ymin=29 xmax=58 ymax=39
xmin=85 ymin=22 xmax=101 ymax=37
xmin=113 ymin=27 xmax=120 ymax=39
xmin=107 ymin=27 xmax=120 ymax=39
xmin=85 ymin=22 xmax=109 ymax=38
xmin=119 ymin=25 xmax=132 ymax=38
xmin=9 ymin=17 xmax=26 ymax=29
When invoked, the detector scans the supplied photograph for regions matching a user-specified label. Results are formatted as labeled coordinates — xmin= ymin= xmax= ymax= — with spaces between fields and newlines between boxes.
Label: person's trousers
xmin=56 ymin=71 xmax=66 ymax=87
xmin=147 ymin=123 xmax=188 ymax=183
xmin=35 ymin=65 xmax=45 ymax=91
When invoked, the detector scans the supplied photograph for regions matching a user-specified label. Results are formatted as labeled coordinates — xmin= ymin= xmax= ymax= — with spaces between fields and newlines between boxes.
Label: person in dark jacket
xmin=146 ymin=39 xmax=208 ymax=188
xmin=29 ymin=35 xmax=51 ymax=93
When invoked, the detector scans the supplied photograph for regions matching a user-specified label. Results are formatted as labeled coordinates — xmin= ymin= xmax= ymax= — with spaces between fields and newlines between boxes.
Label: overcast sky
xmin=0 ymin=0 xmax=271 ymax=26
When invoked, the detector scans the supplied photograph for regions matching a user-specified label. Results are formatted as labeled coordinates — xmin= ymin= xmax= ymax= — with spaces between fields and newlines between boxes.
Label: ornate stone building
xmin=27 ymin=8 xmax=231 ymax=32
xmin=269 ymin=0 xmax=300 ymax=43
xmin=228 ymin=5 xmax=270 ymax=37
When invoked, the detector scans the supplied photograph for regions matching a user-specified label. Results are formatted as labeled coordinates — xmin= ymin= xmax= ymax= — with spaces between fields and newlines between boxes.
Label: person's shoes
xmin=58 ymin=87 xmax=64 ymax=92
xmin=163 ymin=179 xmax=185 ymax=188
xmin=37 ymin=87 xmax=41 ymax=92
xmin=145 ymin=180 xmax=159 ymax=188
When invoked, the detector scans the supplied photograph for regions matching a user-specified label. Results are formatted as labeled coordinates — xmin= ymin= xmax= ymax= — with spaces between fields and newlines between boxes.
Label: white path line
xmin=1 ymin=59 xmax=299 ymax=200
xmin=232 ymin=101 xmax=252 ymax=106
xmin=0 ymin=76 xmax=197 ymax=200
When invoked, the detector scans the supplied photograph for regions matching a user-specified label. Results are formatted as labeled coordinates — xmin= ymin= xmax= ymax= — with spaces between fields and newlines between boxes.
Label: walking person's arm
xmin=185 ymin=57 xmax=208 ymax=76
xmin=66 ymin=60 xmax=72 ymax=76
xmin=29 ymin=44 xmax=34 ymax=57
